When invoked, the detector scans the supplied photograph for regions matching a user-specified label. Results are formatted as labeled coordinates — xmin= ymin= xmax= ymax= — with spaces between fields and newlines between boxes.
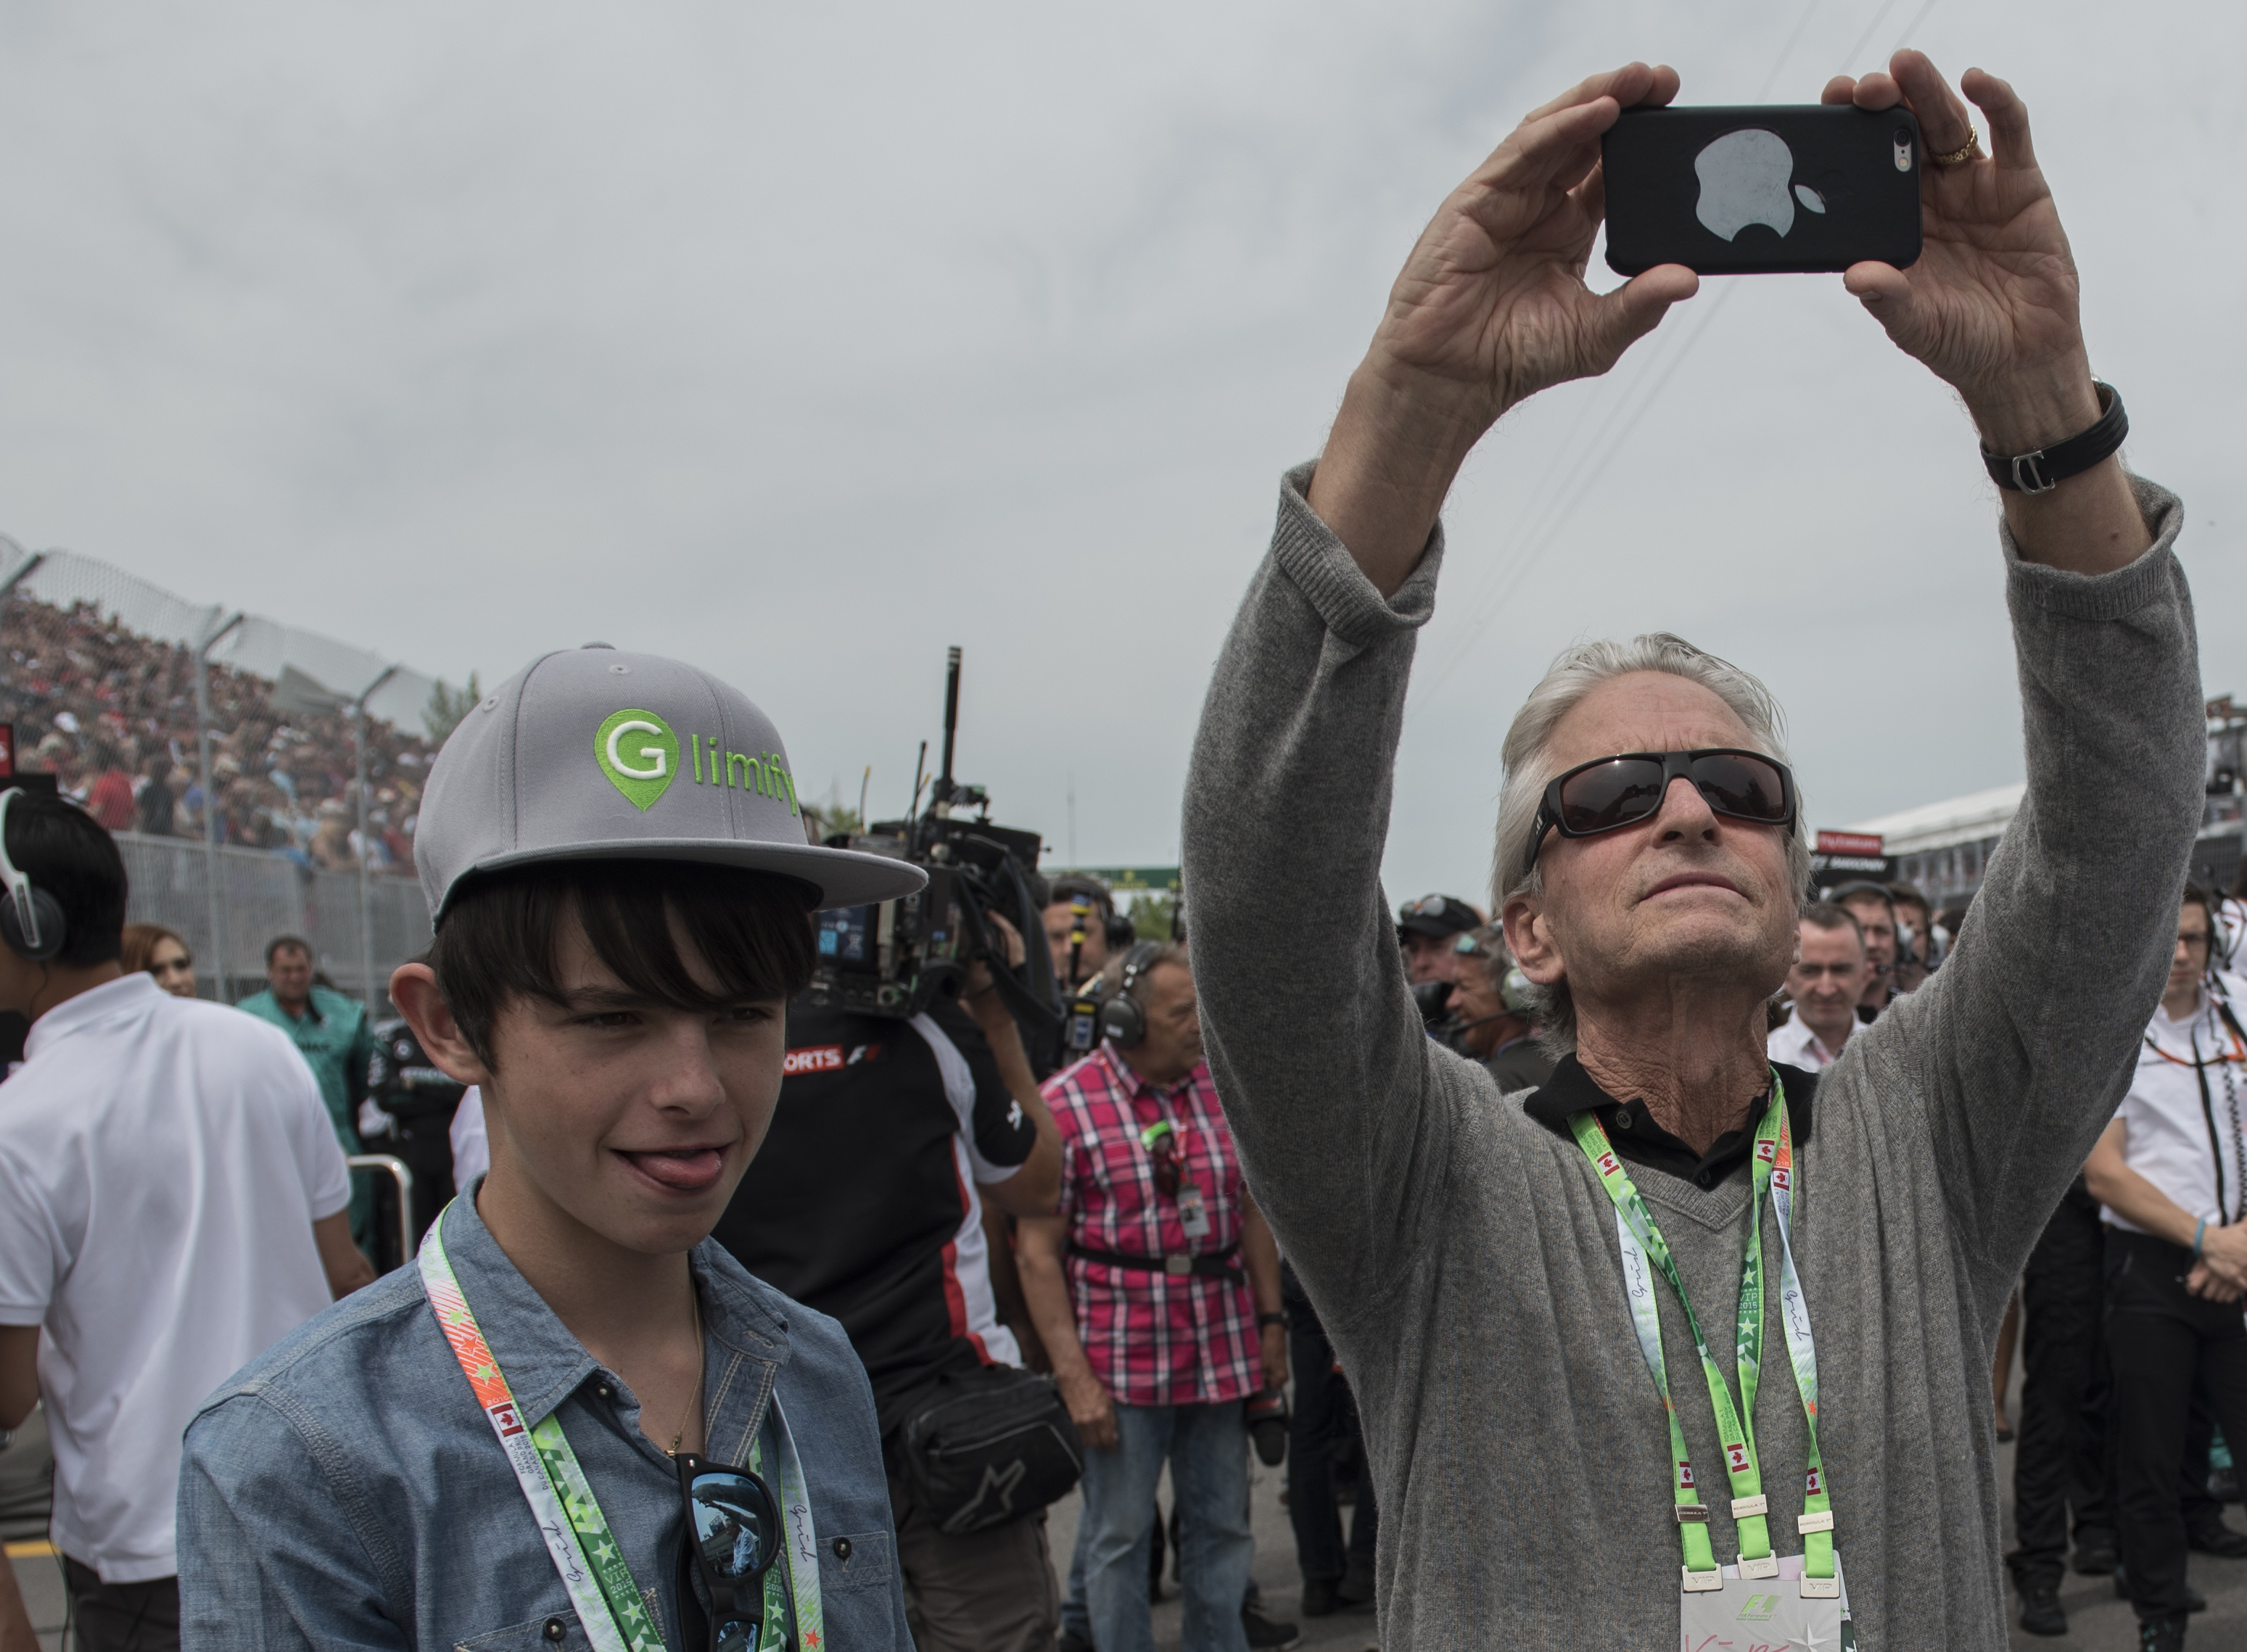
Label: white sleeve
xmin=0 ymin=1149 xmax=60 ymax=1325
xmin=450 ymin=1088 xmax=489 ymax=1190
xmin=279 ymin=1049 xmax=353 ymax=1221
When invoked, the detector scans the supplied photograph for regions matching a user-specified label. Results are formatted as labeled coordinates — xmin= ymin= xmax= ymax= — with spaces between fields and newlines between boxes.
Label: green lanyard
xmin=1570 ymin=1077 xmax=1835 ymax=1593
xmin=420 ymin=1205 xmax=821 ymax=1651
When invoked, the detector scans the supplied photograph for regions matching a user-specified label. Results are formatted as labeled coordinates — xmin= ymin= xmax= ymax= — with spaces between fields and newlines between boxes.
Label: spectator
xmin=0 ymin=788 xmax=370 ymax=1652
xmin=1449 ymin=925 xmax=1551 ymax=1092
xmin=120 ymin=922 xmax=197 ymax=999
xmin=2083 ymin=885 xmax=2247 ymax=1643
xmin=236 ymin=936 xmax=377 ymax=1241
xmin=136 ymin=753 xmax=175 ymax=836
xmin=1767 ymin=904 xmax=1871 ymax=1070
xmin=1282 ymin=1250 xmax=1378 ymax=1622
xmin=1395 ymin=893 xmax=1479 ymax=984
xmin=1833 ymin=880 xmax=1901 ymax=1018
xmin=1890 ymin=881 xmax=1938 ymax=970
xmin=83 ymin=746 xmax=133 ymax=834
xmin=712 ymin=911 xmax=1065 ymax=1652
xmin=1018 ymin=943 xmax=1293 ymax=1652
xmin=178 ymin=645 xmax=924 ymax=1651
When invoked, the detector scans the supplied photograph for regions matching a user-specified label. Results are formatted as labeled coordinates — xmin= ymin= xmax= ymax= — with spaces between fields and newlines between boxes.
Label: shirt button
xmin=543 ymin=1618 xmax=568 ymax=1642
xmin=1615 ymin=1111 xmax=1634 ymax=1131
xmin=594 ymin=1384 xmax=613 ymax=1402
xmin=1696 ymin=1172 xmax=1715 ymax=1188
xmin=832 ymin=1537 xmax=852 ymax=1560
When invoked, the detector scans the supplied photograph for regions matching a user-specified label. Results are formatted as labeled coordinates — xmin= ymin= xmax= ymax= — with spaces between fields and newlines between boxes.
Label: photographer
xmin=1180 ymin=51 xmax=2201 ymax=1652
xmin=712 ymin=911 xmax=1068 ymax=1652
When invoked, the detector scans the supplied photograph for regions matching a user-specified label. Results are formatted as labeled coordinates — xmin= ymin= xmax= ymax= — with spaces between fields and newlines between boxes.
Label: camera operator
xmin=1045 ymin=876 xmax=1131 ymax=989
xmin=1446 ymin=926 xmax=1551 ymax=1093
xmin=712 ymin=912 xmax=1068 ymax=1652
xmin=1395 ymin=893 xmax=1480 ymax=984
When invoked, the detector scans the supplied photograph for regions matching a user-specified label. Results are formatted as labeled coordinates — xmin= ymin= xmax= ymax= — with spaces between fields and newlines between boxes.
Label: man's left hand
xmin=1260 ymin=1322 xmax=1290 ymax=1391
xmin=1830 ymin=51 xmax=2098 ymax=454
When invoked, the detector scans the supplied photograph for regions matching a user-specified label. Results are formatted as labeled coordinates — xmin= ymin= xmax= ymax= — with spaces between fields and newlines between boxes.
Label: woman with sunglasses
xmin=1181 ymin=50 xmax=2206 ymax=1652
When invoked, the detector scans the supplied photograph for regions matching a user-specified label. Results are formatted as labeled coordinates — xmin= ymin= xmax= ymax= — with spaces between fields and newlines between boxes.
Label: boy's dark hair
xmin=430 ymin=859 xmax=817 ymax=1069
xmin=4 ymin=792 xmax=127 ymax=967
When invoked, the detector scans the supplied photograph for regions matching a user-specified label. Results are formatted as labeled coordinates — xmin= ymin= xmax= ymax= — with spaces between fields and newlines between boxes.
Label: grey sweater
xmin=1181 ymin=463 xmax=2203 ymax=1650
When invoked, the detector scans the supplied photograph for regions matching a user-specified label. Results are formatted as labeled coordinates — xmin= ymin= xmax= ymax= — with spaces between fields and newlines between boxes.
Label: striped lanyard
xmin=1570 ymin=1076 xmax=1836 ymax=1596
xmin=419 ymin=1205 xmax=825 ymax=1652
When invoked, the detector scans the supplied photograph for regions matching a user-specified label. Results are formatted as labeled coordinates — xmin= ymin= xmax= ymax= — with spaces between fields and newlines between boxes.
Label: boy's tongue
xmin=622 ymin=1147 xmax=723 ymax=1191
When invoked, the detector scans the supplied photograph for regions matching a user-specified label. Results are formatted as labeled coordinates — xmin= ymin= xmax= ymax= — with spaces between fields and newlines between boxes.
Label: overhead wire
xmin=1404 ymin=0 xmax=1941 ymax=718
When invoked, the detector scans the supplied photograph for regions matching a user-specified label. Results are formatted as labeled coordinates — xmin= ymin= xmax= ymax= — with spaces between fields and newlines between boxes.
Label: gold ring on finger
xmin=1928 ymin=125 xmax=1979 ymax=168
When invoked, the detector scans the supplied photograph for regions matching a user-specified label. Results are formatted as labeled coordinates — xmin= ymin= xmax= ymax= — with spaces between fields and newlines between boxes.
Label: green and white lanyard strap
xmin=420 ymin=1204 xmax=825 ymax=1651
xmin=1766 ymin=1107 xmax=1837 ymax=1590
xmin=1570 ymin=1077 xmax=1836 ymax=1598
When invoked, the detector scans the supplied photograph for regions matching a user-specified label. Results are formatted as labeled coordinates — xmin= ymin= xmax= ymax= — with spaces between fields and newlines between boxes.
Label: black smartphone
xmin=1601 ymin=104 xmax=1921 ymax=276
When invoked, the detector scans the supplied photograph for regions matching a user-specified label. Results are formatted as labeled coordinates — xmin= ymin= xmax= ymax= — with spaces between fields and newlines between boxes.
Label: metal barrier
xmin=348 ymin=1154 xmax=416 ymax=1268
xmin=115 ymin=832 xmax=432 ymax=1004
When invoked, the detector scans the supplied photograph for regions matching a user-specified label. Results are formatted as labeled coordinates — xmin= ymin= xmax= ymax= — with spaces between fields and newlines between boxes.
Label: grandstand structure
xmin=0 ymin=534 xmax=453 ymax=1006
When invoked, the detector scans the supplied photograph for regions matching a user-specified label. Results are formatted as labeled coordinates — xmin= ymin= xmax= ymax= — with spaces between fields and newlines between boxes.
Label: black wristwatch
xmin=1981 ymin=381 xmax=2127 ymax=495
xmin=1257 ymin=1312 xmax=1287 ymax=1330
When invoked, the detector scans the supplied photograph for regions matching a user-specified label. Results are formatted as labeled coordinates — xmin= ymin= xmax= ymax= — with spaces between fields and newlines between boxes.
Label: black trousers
xmin=2011 ymin=1183 xmax=2111 ymax=1585
xmin=1284 ymin=1278 xmax=1377 ymax=1583
xmin=2107 ymin=1227 xmax=2247 ymax=1621
xmin=62 ymin=1556 xmax=179 ymax=1652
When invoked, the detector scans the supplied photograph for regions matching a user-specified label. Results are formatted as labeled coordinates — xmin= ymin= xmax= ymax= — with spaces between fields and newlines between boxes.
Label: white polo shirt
xmin=0 ymin=973 xmax=350 ymax=1581
xmin=2106 ymin=978 xmax=2247 ymax=1236
xmin=1767 ymin=1007 xmax=1847 ymax=1070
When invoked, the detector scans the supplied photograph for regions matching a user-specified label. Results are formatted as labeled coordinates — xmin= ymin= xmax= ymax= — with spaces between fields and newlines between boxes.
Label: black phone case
xmin=1602 ymin=104 xmax=1921 ymax=276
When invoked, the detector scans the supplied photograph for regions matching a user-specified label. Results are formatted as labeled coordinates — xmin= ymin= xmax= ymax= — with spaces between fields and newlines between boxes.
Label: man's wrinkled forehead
xmin=1543 ymin=671 xmax=1756 ymax=769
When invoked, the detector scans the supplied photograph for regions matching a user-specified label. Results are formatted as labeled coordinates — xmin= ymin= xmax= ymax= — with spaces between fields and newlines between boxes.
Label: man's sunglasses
xmin=1527 ymin=749 xmax=1795 ymax=870
xmin=676 ymin=1453 xmax=784 ymax=1651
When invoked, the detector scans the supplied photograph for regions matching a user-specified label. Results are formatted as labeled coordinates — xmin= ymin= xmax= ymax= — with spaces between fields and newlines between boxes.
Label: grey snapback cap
xmin=415 ymin=643 xmax=926 ymax=919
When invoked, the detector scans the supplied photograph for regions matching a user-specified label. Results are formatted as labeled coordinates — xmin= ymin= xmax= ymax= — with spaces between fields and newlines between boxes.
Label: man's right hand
xmin=1308 ymin=61 xmax=1698 ymax=595
xmin=1059 ymin=1368 xmax=1118 ymax=1451
xmin=2200 ymin=1223 xmax=2247 ymax=1291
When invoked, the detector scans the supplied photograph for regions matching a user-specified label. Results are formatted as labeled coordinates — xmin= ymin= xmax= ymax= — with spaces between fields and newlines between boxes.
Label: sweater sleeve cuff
xmin=1270 ymin=461 xmax=1445 ymax=646
xmin=2000 ymin=473 xmax=2185 ymax=620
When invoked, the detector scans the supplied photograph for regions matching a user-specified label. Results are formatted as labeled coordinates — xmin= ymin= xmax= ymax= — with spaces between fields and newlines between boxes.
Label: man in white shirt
xmin=2085 ymin=884 xmax=2247 ymax=1644
xmin=0 ymin=790 xmax=372 ymax=1652
xmin=1765 ymin=903 xmax=1869 ymax=1071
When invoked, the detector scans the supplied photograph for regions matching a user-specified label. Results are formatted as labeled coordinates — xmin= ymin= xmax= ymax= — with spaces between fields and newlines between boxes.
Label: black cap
xmin=1398 ymin=893 xmax=1481 ymax=940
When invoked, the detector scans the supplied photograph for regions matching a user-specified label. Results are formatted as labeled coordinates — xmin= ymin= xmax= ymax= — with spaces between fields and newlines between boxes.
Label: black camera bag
xmin=898 ymin=1364 xmax=1084 ymax=1535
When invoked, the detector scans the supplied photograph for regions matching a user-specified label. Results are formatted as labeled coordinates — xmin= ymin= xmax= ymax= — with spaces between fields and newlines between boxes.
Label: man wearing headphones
xmin=0 ymin=789 xmax=371 ymax=1652
xmin=1016 ymin=943 xmax=1290 ymax=1652
xmin=1448 ymin=925 xmax=1552 ymax=1093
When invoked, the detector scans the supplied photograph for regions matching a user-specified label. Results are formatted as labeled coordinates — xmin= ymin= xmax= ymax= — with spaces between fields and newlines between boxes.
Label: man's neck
xmin=1575 ymin=994 xmax=1771 ymax=1156
xmin=1799 ymin=1009 xmax=1853 ymax=1058
xmin=475 ymin=1162 xmax=696 ymax=1375
xmin=2162 ymin=981 xmax=2205 ymax=1023
xmin=1119 ymin=1052 xmax=1191 ymax=1091
xmin=276 ymin=992 xmax=310 ymax=1017
xmin=22 ymin=961 xmax=125 ymax=1023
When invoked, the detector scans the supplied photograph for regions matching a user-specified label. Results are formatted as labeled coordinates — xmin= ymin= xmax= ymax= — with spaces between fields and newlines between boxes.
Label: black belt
xmin=1068 ymin=1241 xmax=1242 ymax=1281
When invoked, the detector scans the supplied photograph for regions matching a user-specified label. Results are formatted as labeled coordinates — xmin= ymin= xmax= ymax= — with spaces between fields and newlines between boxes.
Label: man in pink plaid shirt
xmin=1019 ymin=941 xmax=1290 ymax=1652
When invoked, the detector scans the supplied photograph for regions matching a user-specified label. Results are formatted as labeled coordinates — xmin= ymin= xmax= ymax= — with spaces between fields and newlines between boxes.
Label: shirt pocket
xmin=455 ymin=1610 xmax=595 ymax=1651
xmin=820 ymin=1528 xmax=896 ymax=1595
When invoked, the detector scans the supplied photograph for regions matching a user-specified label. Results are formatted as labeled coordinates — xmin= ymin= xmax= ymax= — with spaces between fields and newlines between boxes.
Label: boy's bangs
xmin=570 ymin=865 xmax=817 ymax=1012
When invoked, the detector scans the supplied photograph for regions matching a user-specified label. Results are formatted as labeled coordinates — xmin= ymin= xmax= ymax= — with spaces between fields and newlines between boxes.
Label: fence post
xmin=193 ymin=611 xmax=244 ymax=1000
xmin=351 ymin=666 xmax=398 ymax=1019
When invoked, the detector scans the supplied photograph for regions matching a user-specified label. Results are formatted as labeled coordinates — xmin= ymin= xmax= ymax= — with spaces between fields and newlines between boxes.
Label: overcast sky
xmin=0 ymin=1 xmax=2235 ymax=903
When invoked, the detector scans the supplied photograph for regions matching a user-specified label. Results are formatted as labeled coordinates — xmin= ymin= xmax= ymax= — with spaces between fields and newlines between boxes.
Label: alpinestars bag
xmin=899 ymin=1364 xmax=1084 ymax=1535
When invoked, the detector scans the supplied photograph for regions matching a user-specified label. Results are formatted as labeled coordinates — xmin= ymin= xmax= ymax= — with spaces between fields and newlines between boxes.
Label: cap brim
xmin=442 ymin=838 xmax=928 ymax=915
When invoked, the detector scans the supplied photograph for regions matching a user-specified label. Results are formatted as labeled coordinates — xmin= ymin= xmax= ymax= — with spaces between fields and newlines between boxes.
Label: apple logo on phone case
xmin=1694 ymin=129 xmax=1828 ymax=241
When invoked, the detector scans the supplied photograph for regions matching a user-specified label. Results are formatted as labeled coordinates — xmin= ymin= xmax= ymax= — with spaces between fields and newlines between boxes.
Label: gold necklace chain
xmin=668 ymin=1284 xmax=706 ymax=1455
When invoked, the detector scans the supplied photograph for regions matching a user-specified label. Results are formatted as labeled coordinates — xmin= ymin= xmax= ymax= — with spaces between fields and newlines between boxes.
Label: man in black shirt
xmin=713 ymin=935 xmax=1063 ymax=1652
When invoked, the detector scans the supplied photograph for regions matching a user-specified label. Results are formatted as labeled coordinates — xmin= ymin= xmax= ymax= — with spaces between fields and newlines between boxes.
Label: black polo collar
xmin=1522 ymin=1054 xmax=1819 ymax=1191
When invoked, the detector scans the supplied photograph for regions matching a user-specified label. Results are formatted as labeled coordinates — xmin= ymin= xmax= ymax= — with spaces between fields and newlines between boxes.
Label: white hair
xmin=1491 ymin=633 xmax=1811 ymax=1052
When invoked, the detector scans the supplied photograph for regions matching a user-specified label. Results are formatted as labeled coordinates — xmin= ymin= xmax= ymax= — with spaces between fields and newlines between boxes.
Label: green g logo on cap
xmin=594 ymin=709 xmax=680 ymax=811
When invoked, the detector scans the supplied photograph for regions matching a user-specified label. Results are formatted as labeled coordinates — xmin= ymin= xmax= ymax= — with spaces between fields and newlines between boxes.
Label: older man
xmin=1768 ymin=904 xmax=1871 ymax=1071
xmin=1182 ymin=53 xmax=2201 ymax=1652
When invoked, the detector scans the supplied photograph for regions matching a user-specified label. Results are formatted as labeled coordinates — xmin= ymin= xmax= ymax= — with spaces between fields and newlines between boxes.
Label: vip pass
xmin=419 ymin=1207 xmax=824 ymax=1652
xmin=596 ymin=707 xmax=799 ymax=817
xmin=1570 ymin=1077 xmax=1836 ymax=1599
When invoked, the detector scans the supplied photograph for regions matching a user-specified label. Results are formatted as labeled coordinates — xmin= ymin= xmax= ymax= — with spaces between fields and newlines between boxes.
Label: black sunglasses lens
xmin=690 ymin=1472 xmax=777 ymax=1581
xmin=1556 ymin=759 xmax=1667 ymax=834
xmin=1691 ymin=753 xmax=1789 ymax=822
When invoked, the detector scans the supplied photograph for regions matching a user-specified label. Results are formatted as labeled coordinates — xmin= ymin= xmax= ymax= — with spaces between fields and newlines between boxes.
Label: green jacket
xmin=236 ymin=986 xmax=375 ymax=1155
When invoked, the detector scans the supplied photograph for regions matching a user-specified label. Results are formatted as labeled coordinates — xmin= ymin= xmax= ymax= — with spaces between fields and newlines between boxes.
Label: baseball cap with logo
xmin=414 ymin=644 xmax=926 ymax=920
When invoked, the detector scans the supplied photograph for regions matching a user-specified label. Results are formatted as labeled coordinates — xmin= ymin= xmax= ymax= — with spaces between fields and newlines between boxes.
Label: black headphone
xmin=0 ymin=790 xmax=65 ymax=963
xmin=1097 ymin=941 xmax=1163 ymax=1050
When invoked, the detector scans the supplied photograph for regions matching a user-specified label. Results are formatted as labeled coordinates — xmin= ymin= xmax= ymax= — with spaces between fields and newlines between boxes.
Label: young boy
xmin=178 ymin=645 xmax=927 ymax=1651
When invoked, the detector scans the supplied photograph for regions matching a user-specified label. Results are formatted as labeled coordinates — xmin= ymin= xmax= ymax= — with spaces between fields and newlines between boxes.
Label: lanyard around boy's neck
xmin=1569 ymin=1076 xmax=1836 ymax=1598
xmin=418 ymin=1203 xmax=823 ymax=1652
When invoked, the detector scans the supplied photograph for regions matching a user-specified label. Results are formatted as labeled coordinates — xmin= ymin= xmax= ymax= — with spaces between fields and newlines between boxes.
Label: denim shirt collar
xmin=440 ymin=1182 xmax=794 ymax=1435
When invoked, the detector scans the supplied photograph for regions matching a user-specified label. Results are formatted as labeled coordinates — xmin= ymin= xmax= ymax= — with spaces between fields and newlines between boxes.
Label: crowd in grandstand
xmin=0 ymin=593 xmax=431 ymax=874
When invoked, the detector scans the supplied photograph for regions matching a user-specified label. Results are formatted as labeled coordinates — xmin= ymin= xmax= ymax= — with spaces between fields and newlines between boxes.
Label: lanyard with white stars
xmin=421 ymin=1205 xmax=824 ymax=1652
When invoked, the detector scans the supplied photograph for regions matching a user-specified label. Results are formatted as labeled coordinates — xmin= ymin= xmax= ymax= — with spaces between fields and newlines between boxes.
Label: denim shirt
xmin=177 ymin=1191 xmax=910 ymax=1651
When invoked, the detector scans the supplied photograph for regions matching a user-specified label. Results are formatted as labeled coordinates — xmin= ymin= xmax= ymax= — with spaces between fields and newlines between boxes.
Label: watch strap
xmin=1981 ymin=381 xmax=2126 ymax=495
